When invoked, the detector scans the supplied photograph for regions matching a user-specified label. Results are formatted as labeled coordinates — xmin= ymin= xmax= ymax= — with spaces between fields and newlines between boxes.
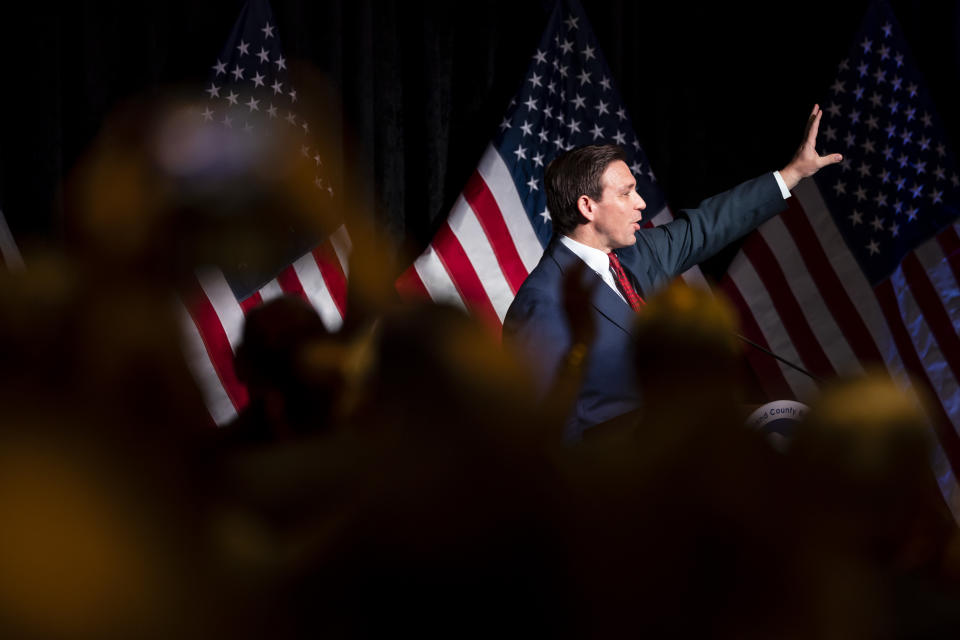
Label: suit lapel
xmin=590 ymin=278 xmax=636 ymax=334
xmin=613 ymin=246 xmax=654 ymax=301
xmin=547 ymin=240 xmax=635 ymax=334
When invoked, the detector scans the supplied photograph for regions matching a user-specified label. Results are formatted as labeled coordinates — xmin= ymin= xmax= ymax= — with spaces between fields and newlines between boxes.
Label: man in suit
xmin=503 ymin=105 xmax=842 ymax=441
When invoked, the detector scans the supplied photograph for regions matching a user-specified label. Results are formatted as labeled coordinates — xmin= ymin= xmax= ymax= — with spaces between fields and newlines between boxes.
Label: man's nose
xmin=634 ymin=192 xmax=646 ymax=211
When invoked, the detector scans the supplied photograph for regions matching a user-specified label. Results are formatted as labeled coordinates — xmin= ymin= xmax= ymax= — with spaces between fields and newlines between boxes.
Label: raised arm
xmin=779 ymin=104 xmax=844 ymax=190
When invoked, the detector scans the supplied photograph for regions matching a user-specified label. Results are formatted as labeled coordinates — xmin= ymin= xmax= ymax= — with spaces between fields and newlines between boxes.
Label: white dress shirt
xmin=559 ymin=235 xmax=627 ymax=303
xmin=772 ymin=170 xmax=792 ymax=199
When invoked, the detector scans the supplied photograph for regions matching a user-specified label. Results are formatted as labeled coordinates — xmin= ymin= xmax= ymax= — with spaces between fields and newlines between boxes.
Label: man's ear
xmin=576 ymin=195 xmax=594 ymax=221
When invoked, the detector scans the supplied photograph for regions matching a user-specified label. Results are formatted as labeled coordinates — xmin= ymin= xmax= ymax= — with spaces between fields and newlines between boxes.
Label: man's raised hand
xmin=780 ymin=104 xmax=844 ymax=190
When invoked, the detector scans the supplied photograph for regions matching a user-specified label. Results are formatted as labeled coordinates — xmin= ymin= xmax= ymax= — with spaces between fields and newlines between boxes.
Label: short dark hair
xmin=544 ymin=144 xmax=627 ymax=236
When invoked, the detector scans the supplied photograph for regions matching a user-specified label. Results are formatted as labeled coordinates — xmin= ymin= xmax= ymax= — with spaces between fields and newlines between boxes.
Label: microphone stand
xmin=734 ymin=332 xmax=823 ymax=384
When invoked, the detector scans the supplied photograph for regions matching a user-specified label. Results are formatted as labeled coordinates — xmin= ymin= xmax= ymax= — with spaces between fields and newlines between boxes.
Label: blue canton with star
xmin=494 ymin=0 xmax=665 ymax=249
xmin=814 ymin=0 xmax=960 ymax=285
xmin=200 ymin=0 xmax=335 ymax=300
xmin=204 ymin=0 xmax=324 ymax=189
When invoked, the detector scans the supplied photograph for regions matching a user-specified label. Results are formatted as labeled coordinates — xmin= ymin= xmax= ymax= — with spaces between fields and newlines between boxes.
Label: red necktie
xmin=608 ymin=252 xmax=645 ymax=312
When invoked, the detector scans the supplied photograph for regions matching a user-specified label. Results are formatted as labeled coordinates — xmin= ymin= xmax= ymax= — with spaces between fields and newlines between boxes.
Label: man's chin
xmin=610 ymin=234 xmax=638 ymax=251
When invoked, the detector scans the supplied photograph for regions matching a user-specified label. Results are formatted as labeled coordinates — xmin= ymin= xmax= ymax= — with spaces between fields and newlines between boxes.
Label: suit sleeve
xmin=630 ymin=172 xmax=787 ymax=278
xmin=502 ymin=286 xmax=572 ymax=399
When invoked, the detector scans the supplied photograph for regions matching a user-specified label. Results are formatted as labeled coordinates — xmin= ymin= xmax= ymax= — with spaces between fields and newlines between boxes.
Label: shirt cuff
xmin=773 ymin=171 xmax=792 ymax=199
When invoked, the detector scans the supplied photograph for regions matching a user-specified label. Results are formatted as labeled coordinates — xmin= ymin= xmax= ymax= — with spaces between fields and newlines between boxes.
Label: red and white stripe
xmin=180 ymin=226 xmax=350 ymax=426
xmin=720 ymin=179 xmax=960 ymax=519
xmin=395 ymin=144 xmax=704 ymax=326
xmin=397 ymin=145 xmax=542 ymax=327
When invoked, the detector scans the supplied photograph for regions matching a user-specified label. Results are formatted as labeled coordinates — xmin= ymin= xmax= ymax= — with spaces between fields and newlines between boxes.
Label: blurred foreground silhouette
xmin=2 ymin=93 xmax=960 ymax=638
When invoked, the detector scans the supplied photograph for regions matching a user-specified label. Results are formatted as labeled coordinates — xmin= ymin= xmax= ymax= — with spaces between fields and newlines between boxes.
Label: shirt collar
xmin=559 ymin=235 xmax=611 ymax=274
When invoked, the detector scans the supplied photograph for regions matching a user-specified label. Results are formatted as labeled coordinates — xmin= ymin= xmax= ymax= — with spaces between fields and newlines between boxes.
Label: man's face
xmin=588 ymin=160 xmax=646 ymax=252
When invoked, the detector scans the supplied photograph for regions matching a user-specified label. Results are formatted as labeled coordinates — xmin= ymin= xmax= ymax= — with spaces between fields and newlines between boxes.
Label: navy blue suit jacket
xmin=502 ymin=172 xmax=788 ymax=441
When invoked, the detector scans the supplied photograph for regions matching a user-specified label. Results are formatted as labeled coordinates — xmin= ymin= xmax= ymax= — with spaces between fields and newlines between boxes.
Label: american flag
xmin=719 ymin=0 xmax=960 ymax=517
xmin=395 ymin=0 xmax=707 ymax=325
xmin=180 ymin=0 xmax=350 ymax=426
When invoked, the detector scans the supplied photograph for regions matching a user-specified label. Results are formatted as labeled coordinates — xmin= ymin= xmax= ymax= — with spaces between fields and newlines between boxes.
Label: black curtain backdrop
xmin=2 ymin=0 xmax=958 ymax=281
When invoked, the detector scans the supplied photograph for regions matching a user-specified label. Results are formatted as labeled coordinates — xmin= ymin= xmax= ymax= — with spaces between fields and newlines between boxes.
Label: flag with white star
xmin=719 ymin=0 xmax=960 ymax=518
xmin=816 ymin=29 xmax=960 ymax=285
xmin=395 ymin=0 xmax=704 ymax=327
xmin=181 ymin=0 xmax=351 ymax=426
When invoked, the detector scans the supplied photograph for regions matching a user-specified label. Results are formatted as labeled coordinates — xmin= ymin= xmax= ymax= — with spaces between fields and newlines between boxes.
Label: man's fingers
xmin=807 ymin=109 xmax=823 ymax=144
xmin=818 ymin=153 xmax=843 ymax=167
xmin=789 ymin=106 xmax=842 ymax=178
xmin=803 ymin=113 xmax=815 ymax=139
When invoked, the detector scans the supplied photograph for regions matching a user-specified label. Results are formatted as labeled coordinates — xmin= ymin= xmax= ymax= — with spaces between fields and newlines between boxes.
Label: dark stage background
xmin=2 ymin=0 xmax=959 ymax=282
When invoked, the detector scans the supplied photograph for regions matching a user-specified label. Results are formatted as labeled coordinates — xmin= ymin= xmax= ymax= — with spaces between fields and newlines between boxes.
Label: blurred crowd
xmin=2 ymin=96 xmax=960 ymax=639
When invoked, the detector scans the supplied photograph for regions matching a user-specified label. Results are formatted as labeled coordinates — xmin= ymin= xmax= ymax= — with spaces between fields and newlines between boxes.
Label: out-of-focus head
xmin=0 ymin=247 xmax=209 ymax=440
xmin=356 ymin=302 xmax=541 ymax=441
xmin=0 ymin=250 xmax=81 ymax=399
xmin=63 ymin=87 xmax=342 ymax=287
xmin=633 ymin=281 xmax=741 ymax=391
xmin=231 ymin=295 xmax=346 ymax=440
xmin=791 ymin=369 xmax=955 ymax=568
xmin=235 ymin=295 xmax=330 ymax=392
xmin=793 ymin=370 xmax=934 ymax=488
